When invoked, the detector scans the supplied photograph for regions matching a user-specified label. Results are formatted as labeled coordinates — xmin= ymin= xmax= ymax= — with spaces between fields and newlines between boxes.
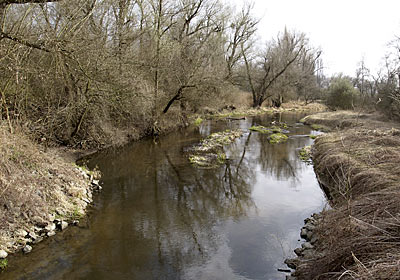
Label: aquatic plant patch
xmin=249 ymin=125 xmax=289 ymax=135
xmin=249 ymin=123 xmax=290 ymax=144
xmin=268 ymin=133 xmax=288 ymax=144
xmin=298 ymin=145 xmax=312 ymax=163
xmin=188 ymin=129 xmax=243 ymax=168
xmin=249 ymin=125 xmax=273 ymax=134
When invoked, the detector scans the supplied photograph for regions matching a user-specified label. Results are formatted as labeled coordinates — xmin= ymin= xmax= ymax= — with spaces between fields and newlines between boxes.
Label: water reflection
xmin=1 ymin=113 xmax=326 ymax=280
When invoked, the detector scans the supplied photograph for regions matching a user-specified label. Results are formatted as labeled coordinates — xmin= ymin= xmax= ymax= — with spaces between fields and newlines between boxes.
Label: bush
xmin=326 ymin=77 xmax=359 ymax=109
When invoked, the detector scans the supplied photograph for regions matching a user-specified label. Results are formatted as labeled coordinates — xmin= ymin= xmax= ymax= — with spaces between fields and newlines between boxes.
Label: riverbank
xmin=0 ymin=123 xmax=101 ymax=268
xmin=0 ymin=101 xmax=326 ymax=271
xmin=290 ymin=110 xmax=400 ymax=279
xmin=201 ymin=101 xmax=326 ymax=120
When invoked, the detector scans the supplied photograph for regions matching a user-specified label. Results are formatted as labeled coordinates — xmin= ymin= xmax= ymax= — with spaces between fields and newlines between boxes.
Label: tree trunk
xmin=163 ymin=88 xmax=182 ymax=114
xmin=162 ymin=85 xmax=195 ymax=114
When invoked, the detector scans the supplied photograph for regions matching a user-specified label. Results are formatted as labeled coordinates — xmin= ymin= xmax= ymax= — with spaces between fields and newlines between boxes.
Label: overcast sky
xmin=230 ymin=0 xmax=400 ymax=77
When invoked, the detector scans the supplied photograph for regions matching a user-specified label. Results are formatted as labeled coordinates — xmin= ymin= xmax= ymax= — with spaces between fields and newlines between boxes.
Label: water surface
xmin=1 ymin=113 xmax=326 ymax=280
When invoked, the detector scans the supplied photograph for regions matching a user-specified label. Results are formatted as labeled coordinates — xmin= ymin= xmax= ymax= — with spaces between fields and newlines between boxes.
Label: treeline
xmin=324 ymin=38 xmax=400 ymax=120
xmin=0 ymin=0 xmax=322 ymax=148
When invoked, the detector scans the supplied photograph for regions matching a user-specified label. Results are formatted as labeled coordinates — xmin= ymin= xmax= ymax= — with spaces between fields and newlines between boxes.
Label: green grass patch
xmin=194 ymin=117 xmax=203 ymax=126
xmin=0 ymin=259 xmax=8 ymax=270
xmin=270 ymin=126 xmax=284 ymax=133
xmin=217 ymin=152 xmax=226 ymax=164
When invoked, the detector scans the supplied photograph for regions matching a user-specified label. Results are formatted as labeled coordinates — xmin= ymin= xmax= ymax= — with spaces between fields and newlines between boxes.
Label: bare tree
xmin=242 ymin=29 xmax=306 ymax=107
xmin=225 ymin=2 xmax=258 ymax=81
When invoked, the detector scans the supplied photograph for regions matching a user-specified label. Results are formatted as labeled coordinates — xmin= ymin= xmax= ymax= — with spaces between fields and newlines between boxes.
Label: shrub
xmin=326 ymin=77 xmax=359 ymax=109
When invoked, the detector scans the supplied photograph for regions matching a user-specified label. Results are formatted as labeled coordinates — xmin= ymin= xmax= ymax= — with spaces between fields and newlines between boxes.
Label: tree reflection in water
xmin=0 ymin=113 xmax=325 ymax=280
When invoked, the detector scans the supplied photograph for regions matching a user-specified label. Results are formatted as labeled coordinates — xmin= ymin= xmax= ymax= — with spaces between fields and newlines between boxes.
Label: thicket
xmin=326 ymin=76 xmax=358 ymax=109
xmin=0 ymin=0 xmax=322 ymax=148
xmin=328 ymin=39 xmax=400 ymax=119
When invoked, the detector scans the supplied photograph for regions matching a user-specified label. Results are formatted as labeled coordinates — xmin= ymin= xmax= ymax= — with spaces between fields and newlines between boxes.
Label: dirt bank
xmin=0 ymin=122 xmax=100 ymax=268
xmin=292 ymin=110 xmax=400 ymax=279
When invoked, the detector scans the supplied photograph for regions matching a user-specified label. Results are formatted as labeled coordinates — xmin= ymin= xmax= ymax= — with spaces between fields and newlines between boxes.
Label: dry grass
xmin=281 ymin=101 xmax=327 ymax=112
xmin=202 ymin=101 xmax=327 ymax=120
xmin=0 ymin=122 xmax=95 ymax=253
xmin=225 ymin=89 xmax=253 ymax=109
xmin=295 ymin=111 xmax=400 ymax=279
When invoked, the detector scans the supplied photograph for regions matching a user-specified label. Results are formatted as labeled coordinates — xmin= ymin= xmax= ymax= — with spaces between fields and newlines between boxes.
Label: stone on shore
xmin=0 ymin=250 xmax=7 ymax=259
xmin=302 ymin=242 xmax=314 ymax=250
xmin=22 ymin=245 xmax=32 ymax=254
xmin=56 ymin=221 xmax=68 ymax=231
xmin=294 ymin=247 xmax=304 ymax=256
xmin=45 ymin=223 xmax=56 ymax=232
xmin=284 ymin=258 xmax=298 ymax=269
xmin=300 ymin=228 xmax=308 ymax=239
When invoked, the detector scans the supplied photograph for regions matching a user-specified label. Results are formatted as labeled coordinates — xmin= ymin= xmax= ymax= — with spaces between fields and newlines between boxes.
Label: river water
xmin=1 ymin=113 xmax=326 ymax=280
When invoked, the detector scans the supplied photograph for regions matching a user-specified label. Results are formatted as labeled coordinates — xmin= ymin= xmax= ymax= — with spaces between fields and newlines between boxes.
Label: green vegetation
xmin=250 ymin=121 xmax=289 ymax=134
xmin=249 ymin=126 xmax=273 ymax=134
xmin=298 ymin=146 xmax=312 ymax=162
xmin=217 ymin=152 xmax=227 ymax=164
xmin=310 ymin=124 xmax=322 ymax=131
xmin=249 ymin=123 xmax=290 ymax=144
xmin=71 ymin=206 xmax=85 ymax=220
xmin=2 ymin=0 xmax=399 ymax=278
xmin=326 ymin=76 xmax=359 ymax=109
xmin=309 ymin=134 xmax=317 ymax=139
xmin=271 ymin=126 xmax=284 ymax=133
xmin=194 ymin=117 xmax=204 ymax=126
xmin=0 ymin=259 xmax=7 ymax=270
xmin=188 ymin=130 xmax=243 ymax=168
xmin=268 ymin=133 xmax=288 ymax=144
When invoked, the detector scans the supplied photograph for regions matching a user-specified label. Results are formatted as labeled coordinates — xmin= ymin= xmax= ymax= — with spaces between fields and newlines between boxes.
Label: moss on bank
xmin=0 ymin=122 xmax=99 ymax=267
xmin=291 ymin=111 xmax=400 ymax=279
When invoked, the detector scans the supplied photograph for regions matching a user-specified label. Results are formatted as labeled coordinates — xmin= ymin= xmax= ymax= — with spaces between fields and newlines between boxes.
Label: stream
xmin=1 ymin=112 xmax=326 ymax=280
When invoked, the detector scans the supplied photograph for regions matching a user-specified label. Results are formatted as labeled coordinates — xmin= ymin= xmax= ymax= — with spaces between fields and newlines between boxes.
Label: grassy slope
xmin=0 ymin=122 xmax=96 ymax=255
xmin=297 ymin=111 xmax=400 ymax=279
